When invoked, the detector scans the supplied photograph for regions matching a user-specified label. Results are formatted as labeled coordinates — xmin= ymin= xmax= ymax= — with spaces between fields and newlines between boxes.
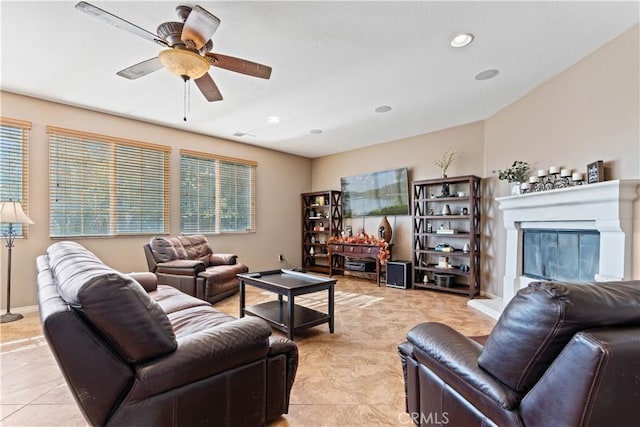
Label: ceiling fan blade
xmin=206 ymin=53 xmax=272 ymax=79
xmin=116 ymin=58 xmax=163 ymax=80
xmin=75 ymin=1 xmax=167 ymax=47
xmin=194 ymin=73 xmax=223 ymax=102
xmin=181 ymin=5 xmax=220 ymax=50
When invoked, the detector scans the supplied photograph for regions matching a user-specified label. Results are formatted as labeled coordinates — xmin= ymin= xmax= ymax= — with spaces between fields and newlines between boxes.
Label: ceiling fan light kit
xmin=158 ymin=49 xmax=209 ymax=80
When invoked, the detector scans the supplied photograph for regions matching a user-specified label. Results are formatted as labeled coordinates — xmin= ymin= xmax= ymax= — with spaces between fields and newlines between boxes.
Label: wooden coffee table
xmin=238 ymin=269 xmax=336 ymax=340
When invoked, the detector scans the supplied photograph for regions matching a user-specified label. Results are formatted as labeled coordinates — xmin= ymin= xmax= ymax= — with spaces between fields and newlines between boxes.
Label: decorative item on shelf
xmin=461 ymin=207 xmax=468 ymax=215
xmin=493 ymin=160 xmax=531 ymax=195
xmin=440 ymin=182 xmax=451 ymax=197
xmin=441 ymin=204 xmax=451 ymax=215
xmin=433 ymin=273 xmax=454 ymax=287
xmin=460 ymin=264 xmax=470 ymax=272
xmin=310 ymin=208 xmax=317 ymax=218
xmin=309 ymin=246 xmax=315 ymax=256
xmin=463 ymin=243 xmax=470 ymax=253
xmin=435 ymin=243 xmax=454 ymax=252
xmin=436 ymin=222 xmax=455 ymax=235
xmin=327 ymin=232 xmax=391 ymax=264
xmin=522 ymin=166 xmax=584 ymax=193
xmin=438 ymin=256 xmax=450 ymax=268
xmin=434 ymin=148 xmax=457 ymax=178
xmin=427 ymin=222 xmax=433 ymax=233
xmin=378 ymin=215 xmax=392 ymax=243
xmin=587 ymin=160 xmax=604 ymax=184
xmin=310 ymin=235 xmax=316 ymax=244
xmin=0 ymin=200 xmax=34 ymax=323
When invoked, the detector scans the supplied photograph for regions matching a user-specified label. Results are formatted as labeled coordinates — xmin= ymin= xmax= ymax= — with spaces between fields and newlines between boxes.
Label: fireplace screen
xmin=523 ymin=230 xmax=600 ymax=282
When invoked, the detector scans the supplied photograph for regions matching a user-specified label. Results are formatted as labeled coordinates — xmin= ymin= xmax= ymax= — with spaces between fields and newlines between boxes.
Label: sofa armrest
xmin=269 ymin=336 xmax=299 ymax=391
xmin=126 ymin=272 xmax=157 ymax=292
xmin=156 ymin=259 xmax=206 ymax=276
xmin=129 ymin=316 xmax=272 ymax=400
xmin=407 ymin=322 xmax=521 ymax=411
xmin=209 ymin=253 xmax=238 ymax=266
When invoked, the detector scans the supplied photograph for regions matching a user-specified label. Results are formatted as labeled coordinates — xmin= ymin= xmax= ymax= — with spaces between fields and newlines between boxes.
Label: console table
xmin=328 ymin=243 xmax=392 ymax=286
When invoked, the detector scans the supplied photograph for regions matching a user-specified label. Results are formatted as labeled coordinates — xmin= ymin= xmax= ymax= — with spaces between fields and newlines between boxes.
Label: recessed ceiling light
xmin=267 ymin=116 xmax=280 ymax=124
xmin=451 ymin=33 xmax=474 ymax=48
xmin=374 ymin=105 xmax=392 ymax=113
xmin=233 ymin=131 xmax=255 ymax=137
xmin=309 ymin=129 xmax=323 ymax=134
xmin=474 ymin=69 xmax=499 ymax=81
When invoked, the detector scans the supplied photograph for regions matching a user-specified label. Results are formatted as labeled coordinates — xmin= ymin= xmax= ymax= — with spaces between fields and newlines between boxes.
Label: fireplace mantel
xmin=469 ymin=179 xmax=639 ymax=319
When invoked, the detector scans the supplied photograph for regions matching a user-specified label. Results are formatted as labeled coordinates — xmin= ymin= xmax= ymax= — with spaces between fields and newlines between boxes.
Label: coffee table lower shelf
xmin=244 ymin=300 xmax=331 ymax=336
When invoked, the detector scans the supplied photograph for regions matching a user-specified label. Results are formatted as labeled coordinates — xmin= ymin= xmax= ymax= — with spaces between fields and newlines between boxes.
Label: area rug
xmin=262 ymin=290 xmax=383 ymax=309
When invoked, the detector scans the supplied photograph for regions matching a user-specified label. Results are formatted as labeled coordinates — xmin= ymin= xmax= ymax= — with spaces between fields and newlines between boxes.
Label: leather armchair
xmin=37 ymin=241 xmax=297 ymax=427
xmin=398 ymin=280 xmax=640 ymax=427
xmin=144 ymin=234 xmax=248 ymax=303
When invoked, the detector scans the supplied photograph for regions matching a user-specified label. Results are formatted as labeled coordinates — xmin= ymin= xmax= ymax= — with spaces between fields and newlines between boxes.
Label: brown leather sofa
xmin=398 ymin=280 xmax=640 ymax=427
xmin=144 ymin=234 xmax=248 ymax=303
xmin=37 ymin=241 xmax=297 ymax=427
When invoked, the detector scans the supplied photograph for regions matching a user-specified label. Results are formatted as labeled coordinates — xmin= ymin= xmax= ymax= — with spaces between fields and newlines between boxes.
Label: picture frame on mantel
xmin=587 ymin=160 xmax=604 ymax=184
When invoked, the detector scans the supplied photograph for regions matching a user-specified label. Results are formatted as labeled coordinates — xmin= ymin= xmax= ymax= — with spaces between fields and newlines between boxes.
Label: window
xmin=0 ymin=118 xmax=31 ymax=237
xmin=180 ymin=149 xmax=256 ymax=233
xmin=47 ymin=126 xmax=170 ymax=237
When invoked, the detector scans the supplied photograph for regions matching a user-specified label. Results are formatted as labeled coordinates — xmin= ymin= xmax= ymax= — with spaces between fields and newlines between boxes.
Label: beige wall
xmin=312 ymin=121 xmax=486 ymax=263
xmin=1 ymin=92 xmax=311 ymax=309
xmin=483 ymin=24 xmax=640 ymax=297
xmin=312 ymin=24 xmax=640 ymax=297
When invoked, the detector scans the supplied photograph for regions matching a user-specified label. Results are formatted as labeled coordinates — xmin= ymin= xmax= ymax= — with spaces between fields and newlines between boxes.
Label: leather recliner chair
xmin=144 ymin=234 xmax=249 ymax=303
xmin=398 ymin=280 xmax=640 ymax=427
xmin=37 ymin=241 xmax=297 ymax=427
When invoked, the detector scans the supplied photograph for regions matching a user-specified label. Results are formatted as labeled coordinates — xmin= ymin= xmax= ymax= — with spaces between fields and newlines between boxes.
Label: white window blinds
xmin=0 ymin=118 xmax=31 ymax=237
xmin=47 ymin=126 xmax=170 ymax=237
xmin=180 ymin=149 xmax=256 ymax=234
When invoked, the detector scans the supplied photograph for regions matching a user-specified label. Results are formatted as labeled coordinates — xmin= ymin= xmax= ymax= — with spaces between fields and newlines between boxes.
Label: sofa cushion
xmin=150 ymin=235 xmax=212 ymax=265
xmin=478 ymin=280 xmax=640 ymax=393
xmin=48 ymin=241 xmax=177 ymax=364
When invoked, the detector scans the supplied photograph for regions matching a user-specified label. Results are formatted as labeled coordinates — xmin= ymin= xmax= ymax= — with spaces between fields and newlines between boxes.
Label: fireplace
xmin=469 ymin=179 xmax=639 ymax=319
xmin=523 ymin=229 xmax=600 ymax=282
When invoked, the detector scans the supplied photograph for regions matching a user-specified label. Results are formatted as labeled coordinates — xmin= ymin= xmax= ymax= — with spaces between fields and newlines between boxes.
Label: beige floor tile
xmin=1 ymin=404 xmax=88 ymax=426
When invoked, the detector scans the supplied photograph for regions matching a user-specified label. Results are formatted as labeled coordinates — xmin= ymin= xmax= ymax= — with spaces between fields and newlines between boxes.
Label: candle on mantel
xmin=549 ymin=166 xmax=560 ymax=174
xmin=520 ymin=182 xmax=530 ymax=191
xmin=529 ymin=176 xmax=539 ymax=183
xmin=538 ymin=169 xmax=547 ymax=177
xmin=561 ymin=168 xmax=571 ymax=177
xmin=572 ymin=172 xmax=583 ymax=182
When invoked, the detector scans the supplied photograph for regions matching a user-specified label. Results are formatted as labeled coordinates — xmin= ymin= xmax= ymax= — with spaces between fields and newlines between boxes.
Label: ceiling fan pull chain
xmin=183 ymin=76 xmax=188 ymax=122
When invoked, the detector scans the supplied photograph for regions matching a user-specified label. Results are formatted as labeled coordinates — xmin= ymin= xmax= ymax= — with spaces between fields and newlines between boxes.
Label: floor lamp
xmin=1 ymin=200 xmax=34 ymax=323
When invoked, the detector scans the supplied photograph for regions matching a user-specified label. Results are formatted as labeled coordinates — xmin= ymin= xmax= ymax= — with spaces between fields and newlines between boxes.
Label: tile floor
xmin=0 ymin=275 xmax=496 ymax=426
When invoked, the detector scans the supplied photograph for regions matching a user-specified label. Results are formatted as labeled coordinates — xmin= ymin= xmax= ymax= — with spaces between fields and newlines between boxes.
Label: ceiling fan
xmin=75 ymin=1 xmax=272 ymax=102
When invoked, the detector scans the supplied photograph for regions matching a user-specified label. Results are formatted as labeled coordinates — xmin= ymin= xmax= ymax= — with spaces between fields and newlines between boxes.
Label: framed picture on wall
xmin=587 ymin=160 xmax=604 ymax=184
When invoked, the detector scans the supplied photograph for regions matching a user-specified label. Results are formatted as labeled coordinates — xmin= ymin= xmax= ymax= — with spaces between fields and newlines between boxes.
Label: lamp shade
xmin=0 ymin=201 xmax=34 ymax=224
xmin=158 ymin=49 xmax=210 ymax=80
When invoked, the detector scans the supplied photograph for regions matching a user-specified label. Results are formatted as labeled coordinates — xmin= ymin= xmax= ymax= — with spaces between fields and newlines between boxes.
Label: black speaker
xmin=386 ymin=261 xmax=412 ymax=289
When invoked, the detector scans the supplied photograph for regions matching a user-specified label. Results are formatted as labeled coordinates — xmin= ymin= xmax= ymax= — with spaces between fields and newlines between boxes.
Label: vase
xmin=378 ymin=215 xmax=392 ymax=242
xmin=511 ymin=182 xmax=522 ymax=195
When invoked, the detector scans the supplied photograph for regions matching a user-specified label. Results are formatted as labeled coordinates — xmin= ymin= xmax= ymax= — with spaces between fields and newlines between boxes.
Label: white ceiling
xmin=1 ymin=1 xmax=638 ymax=158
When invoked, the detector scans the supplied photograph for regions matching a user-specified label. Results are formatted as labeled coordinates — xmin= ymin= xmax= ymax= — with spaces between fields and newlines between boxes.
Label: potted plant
xmin=493 ymin=161 xmax=530 ymax=194
xmin=434 ymin=148 xmax=457 ymax=178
